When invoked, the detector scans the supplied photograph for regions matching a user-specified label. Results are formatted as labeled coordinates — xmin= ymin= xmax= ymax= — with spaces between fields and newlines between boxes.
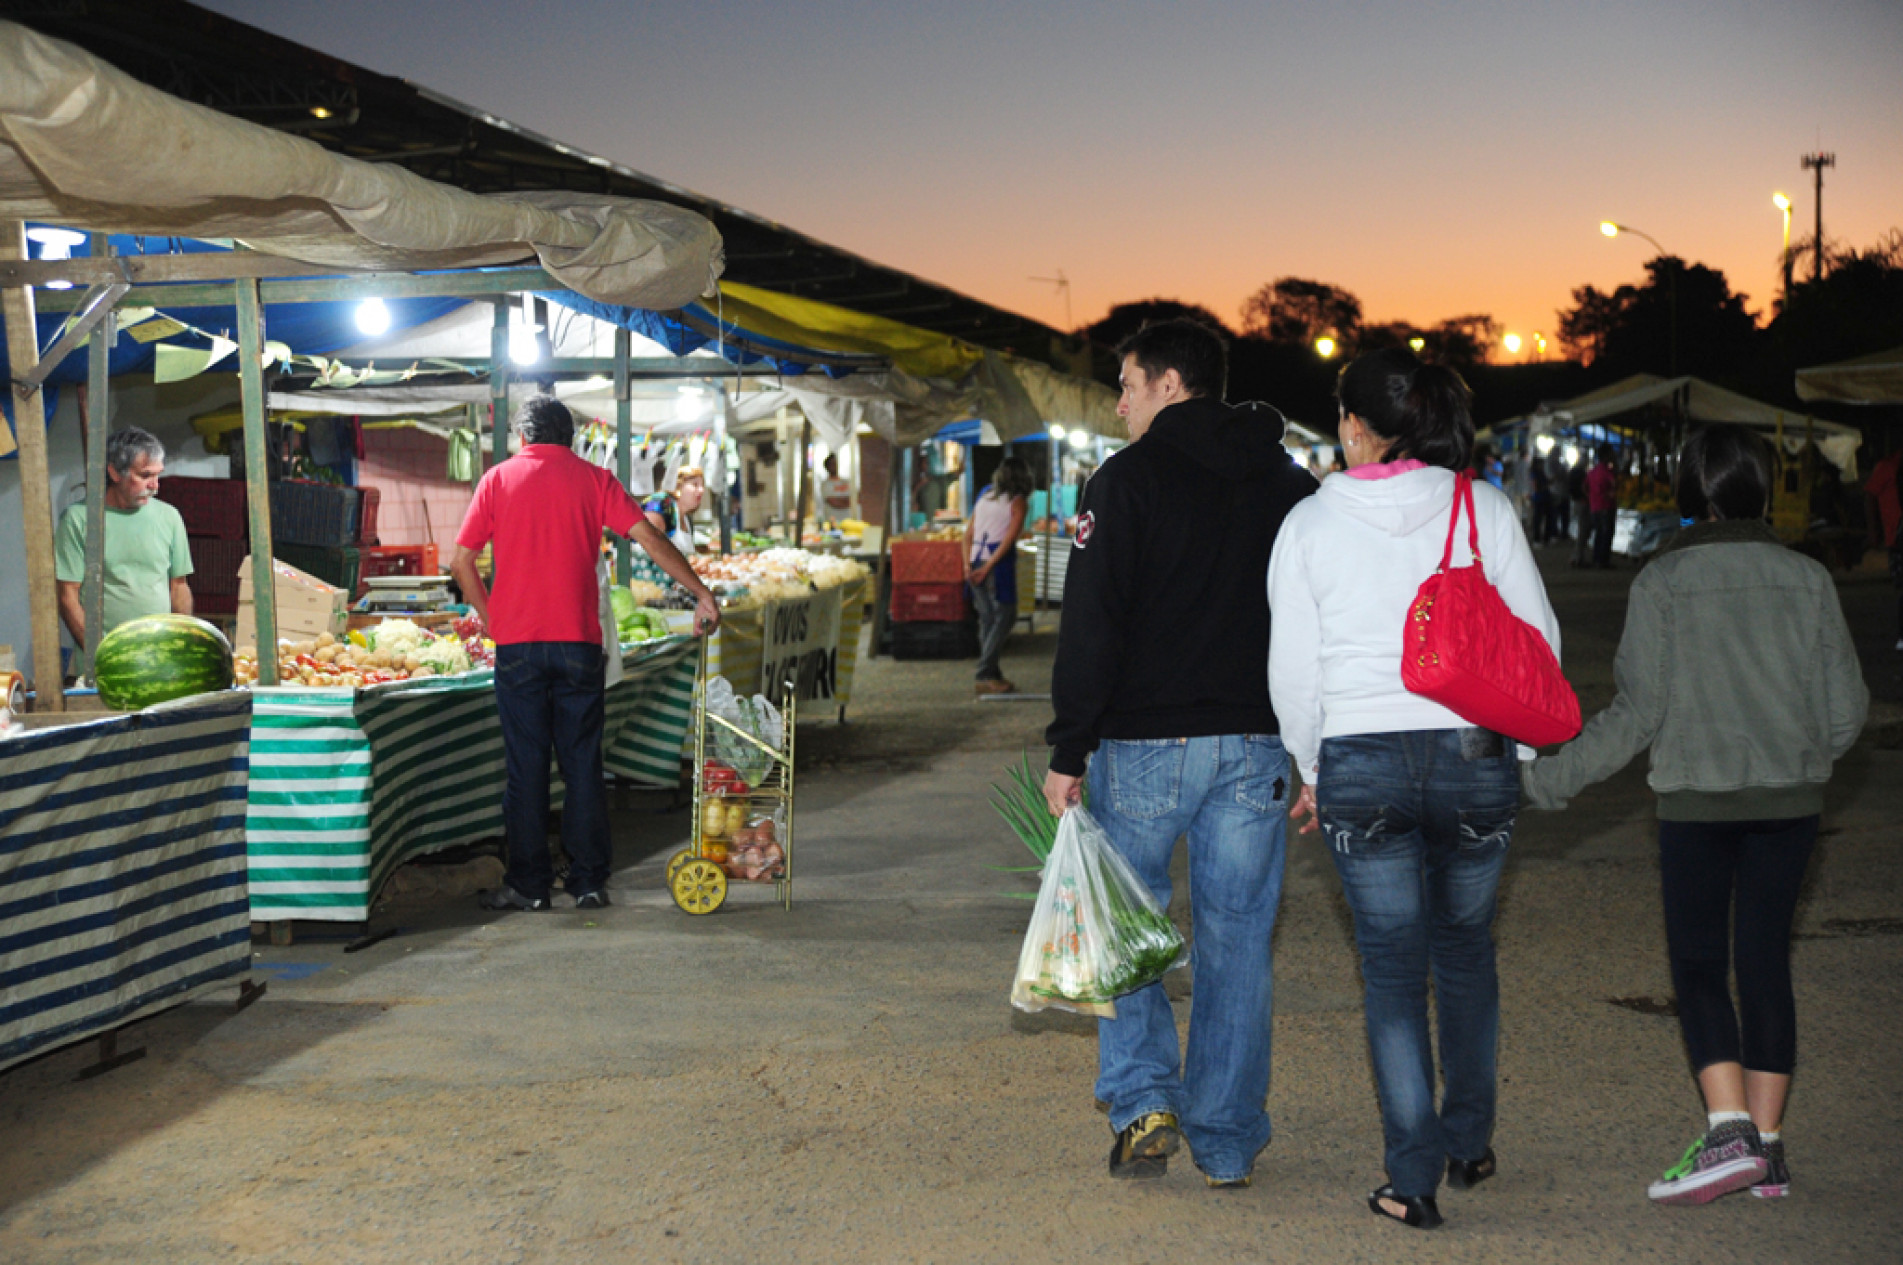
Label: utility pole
xmin=1030 ymin=270 xmax=1072 ymax=331
xmin=1801 ymin=151 xmax=1835 ymax=282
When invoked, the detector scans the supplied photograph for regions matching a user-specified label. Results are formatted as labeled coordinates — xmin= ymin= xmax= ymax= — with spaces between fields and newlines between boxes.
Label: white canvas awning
xmin=1796 ymin=345 xmax=1903 ymax=405
xmin=1509 ymin=374 xmax=1861 ymax=476
xmin=0 ymin=22 xmax=722 ymax=309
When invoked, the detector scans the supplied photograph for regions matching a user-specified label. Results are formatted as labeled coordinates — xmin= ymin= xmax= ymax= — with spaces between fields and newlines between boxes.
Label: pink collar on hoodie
xmin=1343 ymin=458 xmax=1428 ymax=481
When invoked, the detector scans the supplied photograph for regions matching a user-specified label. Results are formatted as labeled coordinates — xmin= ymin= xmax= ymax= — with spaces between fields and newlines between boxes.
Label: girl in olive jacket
xmin=1523 ymin=424 xmax=1867 ymax=1208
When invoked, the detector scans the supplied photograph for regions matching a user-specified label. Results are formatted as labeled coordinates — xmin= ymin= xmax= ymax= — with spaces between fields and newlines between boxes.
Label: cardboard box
xmin=235 ymin=555 xmax=349 ymax=650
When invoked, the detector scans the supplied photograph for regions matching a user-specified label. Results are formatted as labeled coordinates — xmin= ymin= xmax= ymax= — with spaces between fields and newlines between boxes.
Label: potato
xmin=316 ymin=631 xmax=336 ymax=648
xmin=236 ymin=645 xmax=257 ymax=660
xmin=402 ymin=654 xmax=423 ymax=671
xmin=315 ymin=645 xmax=338 ymax=663
xmin=292 ymin=639 xmax=316 ymax=656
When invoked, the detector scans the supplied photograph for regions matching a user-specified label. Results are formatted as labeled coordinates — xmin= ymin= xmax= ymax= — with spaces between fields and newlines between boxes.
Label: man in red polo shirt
xmin=451 ymin=395 xmax=719 ymax=912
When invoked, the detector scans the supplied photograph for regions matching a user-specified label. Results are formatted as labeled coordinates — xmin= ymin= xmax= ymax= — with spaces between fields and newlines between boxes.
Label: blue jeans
xmin=969 ymin=573 xmax=1012 ymax=682
xmin=494 ymin=641 xmax=610 ymax=900
xmin=1085 ymin=734 xmax=1289 ymax=1182
xmin=1316 ymin=729 xmax=1517 ymax=1197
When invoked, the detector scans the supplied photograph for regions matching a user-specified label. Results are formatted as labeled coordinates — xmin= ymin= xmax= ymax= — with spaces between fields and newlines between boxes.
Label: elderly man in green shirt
xmin=54 ymin=427 xmax=194 ymax=646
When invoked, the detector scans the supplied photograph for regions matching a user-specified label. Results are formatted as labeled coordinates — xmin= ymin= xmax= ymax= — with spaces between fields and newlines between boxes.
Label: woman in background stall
xmin=964 ymin=456 xmax=1033 ymax=695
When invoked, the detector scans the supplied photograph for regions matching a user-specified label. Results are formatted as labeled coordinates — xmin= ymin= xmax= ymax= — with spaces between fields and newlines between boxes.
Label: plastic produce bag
xmin=704 ymin=674 xmax=782 ymax=788
xmin=1010 ymin=807 xmax=1187 ymax=1019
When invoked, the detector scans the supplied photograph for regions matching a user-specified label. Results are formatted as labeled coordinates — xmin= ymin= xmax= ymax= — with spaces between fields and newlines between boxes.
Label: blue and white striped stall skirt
xmin=1 ymin=690 xmax=252 ymax=1073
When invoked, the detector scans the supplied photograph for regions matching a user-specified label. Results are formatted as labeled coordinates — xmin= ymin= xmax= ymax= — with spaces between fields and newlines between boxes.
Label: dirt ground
xmin=2 ymin=547 xmax=1900 ymax=1264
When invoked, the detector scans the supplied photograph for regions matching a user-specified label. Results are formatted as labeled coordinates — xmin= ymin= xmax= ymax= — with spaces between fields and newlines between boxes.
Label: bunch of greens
xmin=989 ymin=750 xmax=1081 ymax=898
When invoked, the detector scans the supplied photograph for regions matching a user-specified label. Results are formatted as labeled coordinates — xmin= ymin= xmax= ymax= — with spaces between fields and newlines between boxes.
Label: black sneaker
xmin=1751 ymin=1138 xmax=1790 ymax=1198
xmin=1647 ymin=1119 xmax=1766 ymax=1205
xmin=573 ymin=891 xmax=611 ymax=910
xmin=477 ymin=885 xmax=549 ymax=912
xmin=1108 ymin=1111 xmax=1180 ymax=1180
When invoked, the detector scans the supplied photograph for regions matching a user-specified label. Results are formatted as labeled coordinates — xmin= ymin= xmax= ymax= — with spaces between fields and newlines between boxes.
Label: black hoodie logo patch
xmin=1074 ymin=511 xmax=1096 ymax=548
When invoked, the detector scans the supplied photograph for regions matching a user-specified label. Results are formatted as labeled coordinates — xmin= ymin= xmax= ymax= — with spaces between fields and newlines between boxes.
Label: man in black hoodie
xmin=1043 ymin=318 xmax=1317 ymax=1186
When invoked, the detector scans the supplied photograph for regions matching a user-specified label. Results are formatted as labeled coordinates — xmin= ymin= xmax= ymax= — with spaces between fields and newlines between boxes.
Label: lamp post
xmin=1773 ymin=192 xmax=1793 ymax=303
xmin=1600 ymin=220 xmax=1678 ymax=377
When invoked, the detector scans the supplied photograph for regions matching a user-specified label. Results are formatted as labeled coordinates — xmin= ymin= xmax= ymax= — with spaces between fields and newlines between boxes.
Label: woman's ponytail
xmin=1337 ymin=348 xmax=1474 ymax=472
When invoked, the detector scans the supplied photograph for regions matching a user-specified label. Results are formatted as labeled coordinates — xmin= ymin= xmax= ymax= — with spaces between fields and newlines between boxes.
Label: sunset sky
xmin=202 ymin=0 xmax=1903 ymax=358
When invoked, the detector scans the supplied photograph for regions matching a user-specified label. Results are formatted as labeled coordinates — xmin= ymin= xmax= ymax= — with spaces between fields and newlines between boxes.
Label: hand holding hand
xmin=1289 ymin=784 xmax=1319 ymax=835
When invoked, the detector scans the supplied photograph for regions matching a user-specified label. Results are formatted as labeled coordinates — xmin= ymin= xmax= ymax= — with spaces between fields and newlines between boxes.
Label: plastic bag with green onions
xmin=1010 ymin=806 xmax=1186 ymax=1019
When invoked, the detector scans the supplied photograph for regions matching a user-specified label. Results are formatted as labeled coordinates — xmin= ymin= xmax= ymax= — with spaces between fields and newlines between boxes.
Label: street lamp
xmin=1314 ymin=336 xmax=1337 ymax=359
xmin=1503 ymin=332 xmax=1523 ymax=356
xmin=1773 ymin=192 xmax=1793 ymax=301
xmin=1600 ymin=220 xmax=1678 ymax=377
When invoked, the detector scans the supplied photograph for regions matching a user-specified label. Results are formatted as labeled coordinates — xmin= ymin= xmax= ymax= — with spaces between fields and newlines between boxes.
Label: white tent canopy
xmin=1796 ymin=345 xmax=1903 ymax=405
xmin=1507 ymin=374 xmax=1861 ymax=476
xmin=0 ymin=22 xmax=721 ymax=309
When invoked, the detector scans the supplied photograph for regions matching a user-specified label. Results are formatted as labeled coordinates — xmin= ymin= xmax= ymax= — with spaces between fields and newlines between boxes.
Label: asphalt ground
xmin=1 ymin=544 xmax=1900 ymax=1264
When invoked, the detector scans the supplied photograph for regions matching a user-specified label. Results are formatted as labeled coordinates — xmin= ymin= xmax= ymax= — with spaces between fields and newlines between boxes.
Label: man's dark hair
xmin=104 ymin=426 xmax=164 ymax=481
xmin=1675 ymin=424 xmax=1771 ymax=522
xmin=1336 ymin=347 xmax=1474 ymax=471
xmin=1115 ymin=319 xmax=1227 ymax=399
xmin=512 ymin=394 xmax=574 ymax=447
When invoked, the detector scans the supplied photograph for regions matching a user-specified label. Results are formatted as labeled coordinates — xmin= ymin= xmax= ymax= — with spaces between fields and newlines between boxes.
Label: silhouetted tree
xmin=1084 ymin=299 xmax=1234 ymax=349
xmin=1556 ymin=256 xmax=1759 ymax=385
xmin=1238 ymin=278 xmax=1362 ymax=347
xmin=1770 ymin=230 xmax=1903 ymax=373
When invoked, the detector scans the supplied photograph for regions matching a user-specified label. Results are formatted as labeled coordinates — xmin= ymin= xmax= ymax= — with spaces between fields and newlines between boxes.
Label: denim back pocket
xmin=1456 ymin=795 xmax=1517 ymax=854
xmin=1237 ymin=734 xmax=1288 ymax=812
xmin=1106 ymin=739 xmax=1186 ymax=821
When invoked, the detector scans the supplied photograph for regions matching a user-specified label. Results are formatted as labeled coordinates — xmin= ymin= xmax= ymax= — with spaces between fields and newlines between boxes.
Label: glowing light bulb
xmin=1504 ymin=333 xmax=1523 ymax=355
xmin=354 ymin=298 xmax=391 ymax=336
xmin=1600 ymin=221 xmax=1620 ymax=238
xmin=1314 ymin=336 xmax=1337 ymax=359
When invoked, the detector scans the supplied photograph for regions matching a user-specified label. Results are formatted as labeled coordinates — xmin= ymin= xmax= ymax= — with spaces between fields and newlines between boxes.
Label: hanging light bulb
xmin=354 ymin=297 xmax=391 ymax=336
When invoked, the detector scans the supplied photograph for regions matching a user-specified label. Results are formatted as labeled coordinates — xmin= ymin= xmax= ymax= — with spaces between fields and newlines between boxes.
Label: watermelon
xmin=93 ymin=613 xmax=236 ymax=711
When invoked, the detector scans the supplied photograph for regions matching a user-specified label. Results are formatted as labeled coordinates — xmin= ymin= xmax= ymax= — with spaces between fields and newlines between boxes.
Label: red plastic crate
xmin=890 ymin=539 xmax=966 ymax=584
xmin=890 ymin=582 xmax=968 ymax=623
xmin=359 ymin=543 xmax=441 ymax=588
xmin=356 ymin=486 xmax=381 ymax=546
xmin=186 ymin=535 xmax=247 ymax=596
xmin=157 ymin=475 xmax=248 ymax=540
xmin=192 ymin=590 xmax=238 ymax=618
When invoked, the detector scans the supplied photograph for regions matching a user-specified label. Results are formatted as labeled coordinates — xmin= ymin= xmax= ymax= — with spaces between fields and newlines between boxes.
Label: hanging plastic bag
xmin=703 ymin=674 xmax=781 ymax=789
xmin=1010 ymin=806 xmax=1187 ymax=1019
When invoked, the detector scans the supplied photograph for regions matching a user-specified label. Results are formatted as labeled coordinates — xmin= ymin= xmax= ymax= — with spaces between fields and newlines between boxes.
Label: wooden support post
xmin=490 ymin=302 xmax=510 ymax=466
xmin=614 ymin=325 xmax=632 ymax=584
xmin=74 ymin=1027 xmax=146 ymax=1081
xmin=235 ymin=279 xmax=278 ymax=682
xmin=1 ymin=222 xmax=64 ymax=712
xmin=80 ymin=235 xmax=113 ymax=679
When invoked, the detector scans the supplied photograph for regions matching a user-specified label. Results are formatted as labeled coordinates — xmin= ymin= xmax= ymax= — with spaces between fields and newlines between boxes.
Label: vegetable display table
xmin=0 ymin=692 xmax=253 ymax=1073
xmin=245 ymin=635 xmax=699 ymax=925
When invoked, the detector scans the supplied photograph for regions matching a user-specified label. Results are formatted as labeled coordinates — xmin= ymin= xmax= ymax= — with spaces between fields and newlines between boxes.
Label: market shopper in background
xmin=1043 ymin=319 xmax=1318 ymax=1187
xmin=1268 ymin=348 xmax=1559 ymax=1231
xmin=1567 ymin=454 xmax=1592 ymax=566
xmin=643 ymin=465 xmax=706 ymax=557
xmin=54 ymin=426 xmax=193 ymax=649
xmin=1587 ymin=444 xmax=1619 ymax=568
xmin=964 ymin=456 xmax=1031 ymax=695
xmin=453 ymin=396 xmax=719 ymax=914
xmin=1523 ymin=424 xmax=1867 ymax=1207
xmin=1865 ymin=448 xmax=1903 ymax=650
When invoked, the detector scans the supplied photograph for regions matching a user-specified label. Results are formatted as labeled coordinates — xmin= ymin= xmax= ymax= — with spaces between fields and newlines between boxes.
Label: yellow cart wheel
xmin=671 ymin=858 xmax=728 ymax=915
xmin=666 ymin=848 xmax=694 ymax=885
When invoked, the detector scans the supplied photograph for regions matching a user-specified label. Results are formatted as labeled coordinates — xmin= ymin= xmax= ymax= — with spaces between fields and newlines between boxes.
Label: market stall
xmin=0 ymin=691 xmax=252 ymax=1072
xmin=245 ymin=634 xmax=698 ymax=925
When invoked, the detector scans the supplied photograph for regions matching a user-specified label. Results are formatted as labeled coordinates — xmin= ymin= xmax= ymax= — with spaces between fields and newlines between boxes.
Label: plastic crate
xmin=355 ymin=486 xmax=381 ymax=546
xmin=186 ymin=535 xmax=247 ymax=596
xmin=271 ymin=480 xmax=361 ymax=547
xmin=157 ymin=475 xmax=248 ymax=540
xmin=273 ymin=543 xmax=361 ymax=596
xmin=359 ymin=543 xmax=441 ymax=585
xmin=890 ymin=539 xmax=966 ymax=584
xmin=891 ymin=620 xmax=977 ymax=660
xmin=192 ymin=590 xmax=238 ymax=619
xmin=890 ymin=582 xmax=968 ymax=623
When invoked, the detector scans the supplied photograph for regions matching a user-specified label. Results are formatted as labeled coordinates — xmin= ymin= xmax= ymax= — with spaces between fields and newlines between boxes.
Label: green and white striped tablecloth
xmin=247 ymin=636 xmax=698 ymax=922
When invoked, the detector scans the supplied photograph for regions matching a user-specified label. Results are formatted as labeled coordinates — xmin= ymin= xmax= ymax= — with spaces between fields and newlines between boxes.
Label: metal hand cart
xmin=667 ymin=639 xmax=797 ymax=914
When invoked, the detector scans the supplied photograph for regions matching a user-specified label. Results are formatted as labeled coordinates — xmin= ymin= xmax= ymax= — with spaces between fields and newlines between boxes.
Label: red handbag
xmin=1401 ymin=472 xmax=1581 ymax=747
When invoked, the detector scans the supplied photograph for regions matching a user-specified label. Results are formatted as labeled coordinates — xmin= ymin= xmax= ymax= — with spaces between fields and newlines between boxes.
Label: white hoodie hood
xmin=1266 ymin=467 xmax=1562 ymax=779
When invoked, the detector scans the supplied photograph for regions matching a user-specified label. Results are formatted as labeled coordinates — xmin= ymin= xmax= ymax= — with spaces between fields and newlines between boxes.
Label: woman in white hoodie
xmin=1267 ymin=348 xmax=1561 ymax=1230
